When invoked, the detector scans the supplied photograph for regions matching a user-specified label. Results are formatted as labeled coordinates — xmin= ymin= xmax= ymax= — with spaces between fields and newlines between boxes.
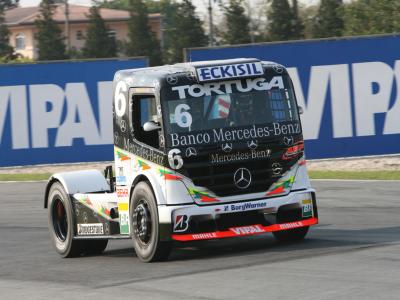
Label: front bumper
xmin=159 ymin=189 xmax=318 ymax=242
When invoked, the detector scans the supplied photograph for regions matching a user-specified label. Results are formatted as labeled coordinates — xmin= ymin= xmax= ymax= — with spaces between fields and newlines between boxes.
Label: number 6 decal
xmin=114 ymin=81 xmax=127 ymax=117
xmin=175 ymin=104 xmax=192 ymax=128
xmin=168 ymin=149 xmax=183 ymax=170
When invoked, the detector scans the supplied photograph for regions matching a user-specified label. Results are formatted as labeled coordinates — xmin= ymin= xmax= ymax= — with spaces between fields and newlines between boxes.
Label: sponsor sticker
xmin=77 ymin=223 xmax=104 ymax=235
xmin=191 ymin=232 xmax=218 ymax=240
xmin=196 ymin=62 xmax=264 ymax=82
xmin=282 ymin=141 xmax=304 ymax=160
xmin=116 ymin=187 xmax=129 ymax=198
xmin=229 ymin=225 xmax=265 ymax=235
xmin=169 ymin=122 xmax=300 ymax=148
xmin=172 ymin=76 xmax=285 ymax=100
xmin=302 ymin=199 xmax=313 ymax=218
xmin=173 ymin=215 xmax=189 ymax=232
xmin=116 ymin=176 xmax=127 ymax=185
xmin=211 ymin=149 xmax=271 ymax=164
xmin=278 ymin=221 xmax=303 ymax=230
xmin=116 ymin=166 xmax=127 ymax=185
xmin=119 ymin=212 xmax=130 ymax=234
xmin=223 ymin=200 xmax=269 ymax=213
xmin=118 ymin=202 xmax=129 ymax=211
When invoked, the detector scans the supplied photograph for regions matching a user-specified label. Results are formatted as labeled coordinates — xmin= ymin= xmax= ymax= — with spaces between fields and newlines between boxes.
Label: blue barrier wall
xmin=0 ymin=58 xmax=147 ymax=167
xmin=186 ymin=35 xmax=400 ymax=159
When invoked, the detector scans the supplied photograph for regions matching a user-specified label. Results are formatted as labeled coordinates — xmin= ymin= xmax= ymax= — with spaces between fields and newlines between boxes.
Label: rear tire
xmin=48 ymin=182 xmax=84 ymax=257
xmin=273 ymin=226 xmax=309 ymax=243
xmin=130 ymin=182 xmax=172 ymax=262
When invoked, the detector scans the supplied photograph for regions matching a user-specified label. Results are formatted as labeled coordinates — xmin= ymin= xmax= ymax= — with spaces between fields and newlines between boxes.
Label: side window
xmin=15 ymin=33 xmax=25 ymax=50
xmin=76 ymin=30 xmax=83 ymax=40
xmin=132 ymin=95 xmax=160 ymax=149
xmin=269 ymin=89 xmax=288 ymax=122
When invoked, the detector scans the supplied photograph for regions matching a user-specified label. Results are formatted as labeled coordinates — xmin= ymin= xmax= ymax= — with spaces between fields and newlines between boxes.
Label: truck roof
xmin=114 ymin=58 xmax=286 ymax=88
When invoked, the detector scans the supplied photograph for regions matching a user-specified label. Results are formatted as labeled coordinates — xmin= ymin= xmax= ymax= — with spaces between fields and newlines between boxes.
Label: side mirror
xmin=143 ymin=121 xmax=161 ymax=132
xmin=298 ymin=106 xmax=304 ymax=115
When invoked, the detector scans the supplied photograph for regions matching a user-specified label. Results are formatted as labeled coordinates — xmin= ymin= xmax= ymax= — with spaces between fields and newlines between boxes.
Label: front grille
xmin=181 ymin=139 xmax=300 ymax=197
xmin=216 ymin=210 xmax=267 ymax=230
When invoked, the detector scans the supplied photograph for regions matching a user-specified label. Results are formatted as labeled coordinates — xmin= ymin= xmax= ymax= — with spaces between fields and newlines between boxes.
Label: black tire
xmin=130 ymin=182 xmax=172 ymax=262
xmin=47 ymin=182 xmax=85 ymax=257
xmin=272 ymin=226 xmax=309 ymax=243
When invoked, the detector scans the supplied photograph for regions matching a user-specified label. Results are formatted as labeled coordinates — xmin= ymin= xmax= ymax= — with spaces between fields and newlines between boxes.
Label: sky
xmin=19 ymin=0 xmax=321 ymax=14
xmin=18 ymin=0 xmax=321 ymax=26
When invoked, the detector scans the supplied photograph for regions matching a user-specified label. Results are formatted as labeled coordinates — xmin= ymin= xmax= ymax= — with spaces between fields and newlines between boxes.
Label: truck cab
xmin=45 ymin=58 xmax=318 ymax=262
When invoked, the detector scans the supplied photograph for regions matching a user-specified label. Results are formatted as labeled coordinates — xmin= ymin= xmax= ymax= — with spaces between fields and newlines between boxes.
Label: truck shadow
xmin=103 ymin=225 xmax=400 ymax=262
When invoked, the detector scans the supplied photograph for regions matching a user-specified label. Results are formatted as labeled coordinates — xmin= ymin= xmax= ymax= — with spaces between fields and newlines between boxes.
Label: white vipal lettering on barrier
xmin=288 ymin=66 xmax=328 ymax=140
xmin=55 ymin=83 xmax=102 ymax=147
xmin=30 ymin=84 xmax=64 ymax=148
xmin=383 ymin=60 xmax=400 ymax=135
xmin=16 ymin=82 xmax=114 ymax=150
xmin=0 ymin=85 xmax=30 ymax=149
xmin=353 ymin=62 xmax=394 ymax=137
xmin=326 ymin=64 xmax=353 ymax=138
xmin=97 ymin=81 xmax=114 ymax=144
xmin=287 ymin=65 xmax=353 ymax=140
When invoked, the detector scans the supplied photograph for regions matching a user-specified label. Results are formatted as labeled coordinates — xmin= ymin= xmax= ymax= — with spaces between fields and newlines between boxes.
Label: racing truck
xmin=44 ymin=58 xmax=318 ymax=262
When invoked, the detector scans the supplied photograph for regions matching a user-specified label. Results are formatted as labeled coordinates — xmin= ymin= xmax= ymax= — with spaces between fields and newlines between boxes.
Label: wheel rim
xmin=52 ymin=198 xmax=68 ymax=242
xmin=133 ymin=199 xmax=152 ymax=245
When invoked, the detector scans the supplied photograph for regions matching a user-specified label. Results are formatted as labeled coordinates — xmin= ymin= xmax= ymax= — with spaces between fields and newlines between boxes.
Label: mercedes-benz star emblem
xmin=114 ymin=132 xmax=119 ymax=144
xmin=283 ymin=136 xmax=294 ymax=146
xmin=247 ymin=140 xmax=258 ymax=149
xmin=166 ymin=75 xmax=178 ymax=85
xmin=186 ymin=72 xmax=195 ymax=81
xmin=273 ymin=64 xmax=283 ymax=73
xmin=222 ymin=143 xmax=233 ymax=152
xmin=125 ymin=77 xmax=133 ymax=86
xmin=159 ymin=135 xmax=165 ymax=147
xmin=234 ymin=168 xmax=252 ymax=189
xmin=185 ymin=147 xmax=197 ymax=157
xmin=120 ymin=119 xmax=126 ymax=132
xmin=129 ymin=99 xmax=134 ymax=112
xmin=272 ymin=162 xmax=283 ymax=176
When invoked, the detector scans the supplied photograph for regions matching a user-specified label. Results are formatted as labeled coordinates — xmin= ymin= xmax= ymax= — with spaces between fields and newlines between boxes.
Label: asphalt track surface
xmin=0 ymin=180 xmax=399 ymax=300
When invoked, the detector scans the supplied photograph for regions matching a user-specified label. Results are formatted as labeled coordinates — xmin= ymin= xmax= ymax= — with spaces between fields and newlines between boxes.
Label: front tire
xmin=130 ymin=182 xmax=172 ymax=262
xmin=47 ymin=182 xmax=84 ymax=257
xmin=273 ymin=226 xmax=309 ymax=243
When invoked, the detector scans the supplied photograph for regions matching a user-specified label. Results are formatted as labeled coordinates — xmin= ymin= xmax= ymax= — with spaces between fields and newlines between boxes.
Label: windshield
xmin=163 ymin=76 xmax=301 ymax=148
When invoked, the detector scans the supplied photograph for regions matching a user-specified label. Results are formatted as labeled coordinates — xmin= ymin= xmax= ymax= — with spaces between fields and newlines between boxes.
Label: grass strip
xmin=0 ymin=173 xmax=51 ymax=181
xmin=309 ymin=170 xmax=400 ymax=180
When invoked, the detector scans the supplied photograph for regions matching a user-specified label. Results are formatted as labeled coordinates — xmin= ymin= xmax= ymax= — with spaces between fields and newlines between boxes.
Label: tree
xmin=35 ymin=0 xmax=67 ymax=60
xmin=0 ymin=0 xmax=19 ymax=10
xmin=220 ymin=0 xmax=251 ymax=45
xmin=162 ymin=0 xmax=207 ymax=63
xmin=343 ymin=0 xmax=400 ymax=36
xmin=82 ymin=5 xmax=117 ymax=58
xmin=267 ymin=0 xmax=303 ymax=41
xmin=312 ymin=0 xmax=343 ymax=38
xmin=0 ymin=8 xmax=12 ymax=58
xmin=291 ymin=0 xmax=304 ymax=39
xmin=126 ymin=0 xmax=161 ymax=65
xmin=298 ymin=4 xmax=318 ymax=39
xmin=0 ymin=0 xmax=19 ymax=59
